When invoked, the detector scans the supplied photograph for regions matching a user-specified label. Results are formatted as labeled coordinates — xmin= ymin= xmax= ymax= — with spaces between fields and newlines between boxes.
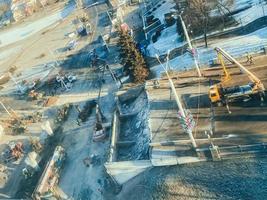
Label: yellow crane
xmin=209 ymin=47 xmax=265 ymax=105
xmin=218 ymin=51 xmax=231 ymax=84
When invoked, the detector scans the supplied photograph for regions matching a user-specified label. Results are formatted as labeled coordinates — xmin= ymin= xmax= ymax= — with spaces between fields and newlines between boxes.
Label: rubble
xmin=30 ymin=138 xmax=43 ymax=153
xmin=3 ymin=142 xmax=24 ymax=163
xmin=55 ymin=104 xmax=71 ymax=124
xmin=6 ymin=118 xmax=27 ymax=135
xmin=43 ymin=96 xmax=58 ymax=107
xmin=28 ymin=90 xmax=43 ymax=101
xmin=0 ymin=164 xmax=9 ymax=188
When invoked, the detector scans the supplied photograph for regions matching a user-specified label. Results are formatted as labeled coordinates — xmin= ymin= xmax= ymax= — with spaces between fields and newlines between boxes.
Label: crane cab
xmin=209 ymin=85 xmax=221 ymax=103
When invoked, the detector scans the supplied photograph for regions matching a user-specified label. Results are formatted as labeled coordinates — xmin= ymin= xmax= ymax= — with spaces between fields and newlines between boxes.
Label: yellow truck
xmin=209 ymin=47 xmax=265 ymax=106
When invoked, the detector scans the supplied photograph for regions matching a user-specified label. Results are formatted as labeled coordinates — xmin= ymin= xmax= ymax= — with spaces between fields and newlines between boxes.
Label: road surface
xmin=0 ymin=2 xmax=75 ymax=48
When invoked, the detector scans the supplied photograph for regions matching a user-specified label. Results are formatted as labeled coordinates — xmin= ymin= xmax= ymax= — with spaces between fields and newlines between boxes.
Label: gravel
xmin=117 ymin=157 xmax=267 ymax=200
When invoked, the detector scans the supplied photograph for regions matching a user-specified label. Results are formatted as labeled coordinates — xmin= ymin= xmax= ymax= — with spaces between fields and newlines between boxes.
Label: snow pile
xmin=208 ymin=0 xmax=267 ymax=28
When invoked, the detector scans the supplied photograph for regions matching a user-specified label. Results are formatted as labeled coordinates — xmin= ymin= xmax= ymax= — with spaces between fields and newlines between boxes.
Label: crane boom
xmin=214 ymin=47 xmax=265 ymax=91
xmin=209 ymin=47 xmax=265 ymax=104
xmin=217 ymin=52 xmax=231 ymax=83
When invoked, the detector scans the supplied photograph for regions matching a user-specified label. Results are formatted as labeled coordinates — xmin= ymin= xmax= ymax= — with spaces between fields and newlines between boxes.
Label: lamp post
xmin=156 ymin=54 xmax=197 ymax=148
xmin=178 ymin=14 xmax=202 ymax=77
xmin=260 ymin=0 xmax=266 ymax=17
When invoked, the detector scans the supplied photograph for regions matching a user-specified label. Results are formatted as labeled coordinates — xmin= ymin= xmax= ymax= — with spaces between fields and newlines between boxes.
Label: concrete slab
xmin=105 ymin=160 xmax=152 ymax=185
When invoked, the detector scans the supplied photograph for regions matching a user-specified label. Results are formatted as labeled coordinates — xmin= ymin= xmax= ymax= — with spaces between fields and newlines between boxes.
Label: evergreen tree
xmin=131 ymin=49 xmax=149 ymax=83
xmin=118 ymin=28 xmax=149 ymax=83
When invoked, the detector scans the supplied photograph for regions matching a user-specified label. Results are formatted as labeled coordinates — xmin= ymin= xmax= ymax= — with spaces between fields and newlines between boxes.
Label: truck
xmin=209 ymin=47 xmax=265 ymax=106
xmin=32 ymin=146 xmax=66 ymax=200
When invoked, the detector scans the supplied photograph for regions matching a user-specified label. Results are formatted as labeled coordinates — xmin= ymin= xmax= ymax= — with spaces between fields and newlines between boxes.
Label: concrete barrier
xmin=109 ymin=110 xmax=120 ymax=162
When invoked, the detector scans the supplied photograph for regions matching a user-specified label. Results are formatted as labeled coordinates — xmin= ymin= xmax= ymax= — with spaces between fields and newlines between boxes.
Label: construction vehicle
xmin=55 ymin=104 xmax=71 ymax=124
xmin=32 ymin=146 xmax=66 ymax=200
xmin=28 ymin=90 xmax=43 ymax=101
xmin=3 ymin=142 xmax=24 ymax=163
xmin=93 ymin=104 xmax=106 ymax=142
xmin=0 ymin=101 xmax=28 ymax=134
xmin=209 ymin=47 xmax=265 ymax=105
xmin=30 ymin=138 xmax=43 ymax=153
xmin=93 ymin=104 xmax=111 ymax=142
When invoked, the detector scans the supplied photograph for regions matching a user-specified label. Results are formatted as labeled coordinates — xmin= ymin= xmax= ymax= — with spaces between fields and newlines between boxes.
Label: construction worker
xmin=153 ymin=80 xmax=160 ymax=89
xmin=249 ymin=54 xmax=254 ymax=65
xmin=246 ymin=52 xmax=254 ymax=65
xmin=76 ymin=118 xmax=81 ymax=126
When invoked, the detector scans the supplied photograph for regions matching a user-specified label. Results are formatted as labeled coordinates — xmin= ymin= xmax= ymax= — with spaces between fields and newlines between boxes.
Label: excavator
xmin=209 ymin=47 xmax=265 ymax=106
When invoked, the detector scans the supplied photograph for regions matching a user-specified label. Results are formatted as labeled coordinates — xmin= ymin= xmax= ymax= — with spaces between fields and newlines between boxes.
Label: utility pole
xmin=261 ymin=0 xmax=266 ymax=18
xmin=179 ymin=15 xmax=202 ymax=77
xmin=8 ymin=72 xmax=24 ymax=93
xmin=106 ymin=9 xmax=114 ymax=25
xmin=166 ymin=50 xmax=171 ymax=71
xmin=38 ymin=0 xmax=46 ymax=11
xmin=47 ymin=48 xmax=69 ymax=91
xmin=101 ymin=33 xmax=110 ymax=52
xmin=105 ymin=64 xmax=122 ymax=88
xmin=156 ymin=54 xmax=197 ymax=148
xmin=0 ymin=101 xmax=12 ymax=117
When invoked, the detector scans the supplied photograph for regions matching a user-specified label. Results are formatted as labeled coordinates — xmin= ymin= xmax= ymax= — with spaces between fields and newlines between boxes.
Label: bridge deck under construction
xmin=146 ymin=54 xmax=267 ymax=162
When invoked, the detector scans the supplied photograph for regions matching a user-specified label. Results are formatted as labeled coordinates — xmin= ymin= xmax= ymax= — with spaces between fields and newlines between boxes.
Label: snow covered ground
xmin=152 ymin=26 xmax=267 ymax=77
xmin=146 ymin=0 xmax=267 ymax=57
xmin=144 ymin=0 xmax=180 ymax=56
xmin=208 ymin=0 xmax=266 ymax=26
xmin=233 ymin=0 xmax=267 ymax=25
xmin=147 ymin=24 xmax=183 ymax=56
xmin=152 ymin=0 xmax=176 ymax=24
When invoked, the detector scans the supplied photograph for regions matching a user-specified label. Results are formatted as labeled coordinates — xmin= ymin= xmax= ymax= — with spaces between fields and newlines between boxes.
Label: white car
xmin=67 ymin=75 xmax=77 ymax=83
xmin=66 ymin=40 xmax=77 ymax=51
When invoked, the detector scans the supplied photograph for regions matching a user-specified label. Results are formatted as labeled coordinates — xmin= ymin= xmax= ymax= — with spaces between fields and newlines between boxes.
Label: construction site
xmin=1 ymin=0 xmax=267 ymax=199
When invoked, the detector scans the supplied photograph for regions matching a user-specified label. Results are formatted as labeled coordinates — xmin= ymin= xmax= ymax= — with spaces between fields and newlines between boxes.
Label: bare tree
xmin=176 ymin=0 xmax=234 ymax=47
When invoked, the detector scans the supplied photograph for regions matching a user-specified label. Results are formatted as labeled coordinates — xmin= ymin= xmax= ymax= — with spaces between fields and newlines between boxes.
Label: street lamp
xmin=260 ymin=0 xmax=266 ymax=17
xmin=155 ymin=54 xmax=197 ymax=148
xmin=173 ymin=12 xmax=202 ymax=77
xmin=166 ymin=50 xmax=171 ymax=71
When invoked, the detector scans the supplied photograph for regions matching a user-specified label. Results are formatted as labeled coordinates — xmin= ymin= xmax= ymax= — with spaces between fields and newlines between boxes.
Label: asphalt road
xmin=0 ymin=2 xmax=75 ymax=48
